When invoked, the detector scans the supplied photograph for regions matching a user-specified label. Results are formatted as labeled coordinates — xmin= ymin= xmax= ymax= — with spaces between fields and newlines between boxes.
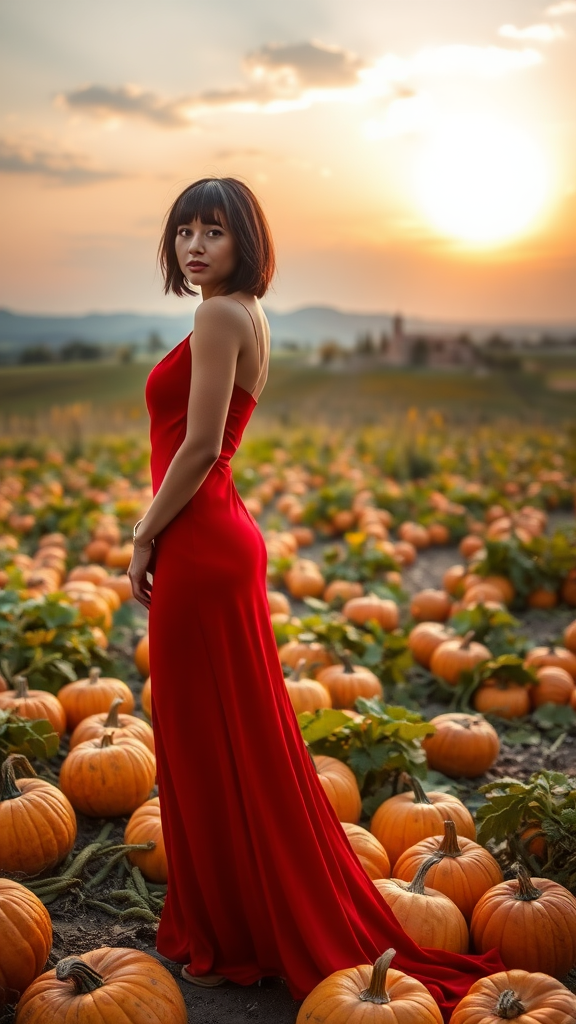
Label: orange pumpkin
xmin=564 ymin=619 xmax=576 ymax=654
xmin=423 ymin=713 xmax=500 ymax=778
xmin=530 ymin=665 xmax=575 ymax=707
xmin=323 ymin=579 xmax=364 ymax=604
xmin=0 ymin=674 xmax=66 ymax=737
xmin=0 ymin=754 xmax=76 ymax=876
xmin=470 ymin=865 xmax=576 ymax=978
xmin=69 ymin=696 xmax=155 ymax=752
xmin=124 ymin=797 xmax=167 ymax=884
xmin=450 ymin=969 xmax=576 ymax=1024
xmin=341 ymin=822 xmax=391 ymax=880
xmin=408 ymin=622 xmax=452 ymax=669
xmin=278 ymin=640 xmax=335 ymax=671
xmin=57 ymin=666 xmax=135 ymax=731
xmin=134 ymin=633 xmax=149 ymax=676
xmin=373 ymin=859 xmax=469 ymax=953
xmin=284 ymin=558 xmax=325 ymax=599
xmin=473 ymin=681 xmax=531 ymax=719
xmin=393 ymin=819 xmax=503 ymax=923
xmin=442 ymin=565 xmax=467 ymax=598
xmin=0 ymin=878 xmax=52 ymax=1007
xmin=315 ymin=655 xmax=383 ymax=709
xmin=59 ymin=732 xmax=156 ymax=817
xmin=267 ymin=590 xmax=291 ymax=615
xmin=295 ymin=948 xmax=443 ymax=1024
xmin=14 ymin=947 xmax=188 ymax=1023
xmin=313 ymin=755 xmax=362 ymax=824
xmin=285 ymin=660 xmax=332 ymax=714
xmin=342 ymin=593 xmax=399 ymax=631
xmin=410 ymin=589 xmax=452 ymax=623
xmin=141 ymin=676 xmax=152 ymax=719
xmin=524 ymin=644 xmax=576 ymax=682
xmin=370 ymin=777 xmax=475 ymax=870
xmin=429 ymin=631 xmax=491 ymax=686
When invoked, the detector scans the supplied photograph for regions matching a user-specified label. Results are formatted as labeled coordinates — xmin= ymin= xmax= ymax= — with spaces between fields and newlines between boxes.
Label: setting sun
xmin=414 ymin=118 xmax=552 ymax=246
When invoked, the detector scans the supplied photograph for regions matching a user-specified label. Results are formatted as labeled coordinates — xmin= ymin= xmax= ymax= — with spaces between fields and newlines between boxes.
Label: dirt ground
xmin=2 ymin=515 xmax=575 ymax=1023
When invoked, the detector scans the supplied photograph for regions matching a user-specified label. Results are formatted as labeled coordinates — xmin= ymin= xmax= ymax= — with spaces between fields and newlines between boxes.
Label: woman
xmin=129 ymin=176 xmax=504 ymax=1020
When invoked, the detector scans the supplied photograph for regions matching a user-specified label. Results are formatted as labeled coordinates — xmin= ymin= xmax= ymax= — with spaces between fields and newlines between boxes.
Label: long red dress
xmin=145 ymin=332 xmax=505 ymax=1022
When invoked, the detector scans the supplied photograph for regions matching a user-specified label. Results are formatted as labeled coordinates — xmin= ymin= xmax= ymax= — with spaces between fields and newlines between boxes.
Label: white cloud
xmin=499 ymin=23 xmax=566 ymax=42
xmin=0 ymin=137 xmax=121 ymax=184
xmin=544 ymin=1 xmax=576 ymax=15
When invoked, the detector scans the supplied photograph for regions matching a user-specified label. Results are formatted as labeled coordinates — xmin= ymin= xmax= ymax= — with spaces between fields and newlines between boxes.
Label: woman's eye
xmin=208 ymin=229 xmax=222 ymax=236
xmin=177 ymin=228 xmax=190 ymax=236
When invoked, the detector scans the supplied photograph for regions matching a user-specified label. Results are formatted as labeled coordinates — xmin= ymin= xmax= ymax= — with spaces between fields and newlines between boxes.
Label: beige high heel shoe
xmin=181 ymin=965 xmax=226 ymax=987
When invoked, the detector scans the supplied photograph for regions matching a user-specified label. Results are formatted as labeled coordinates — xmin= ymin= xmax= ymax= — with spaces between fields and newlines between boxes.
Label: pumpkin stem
xmin=514 ymin=864 xmax=542 ymax=901
xmin=55 ymin=957 xmax=105 ymax=994
xmin=437 ymin=820 xmax=463 ymax=859
xmin=406 ymin=856 xmax=436 ymax=895
xmin=89 ymin=666 xmax=102 ymax=685
xmin=495 ymin=989 xmax=526 ymax=1018
xmin=404 ymin=775 xmax=432 ymax=806
xmin=1 ymin=753 xmax=37 ymax=801
xmin=14 ymin=674 xmax=29 ymax=698
xmin=460 ymin=630 xmax=476 ymax=649
xmin=100 ymin=731 xmax=115 ymax=748
xmin=359 ymin=947 xmax=395 ymax=1004
xmin=339 ymin=651 xmax=357 ymax=675
xmin=104 ymin=697 xmax=124 ymax=728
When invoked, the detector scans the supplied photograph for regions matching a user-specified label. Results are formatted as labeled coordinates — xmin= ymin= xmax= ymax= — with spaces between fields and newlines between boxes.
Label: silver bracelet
xmin=133 ymin=518 xmax=145 ymax=541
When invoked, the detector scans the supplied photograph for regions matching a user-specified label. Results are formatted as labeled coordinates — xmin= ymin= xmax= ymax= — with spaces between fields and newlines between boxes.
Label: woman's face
xmin=175 ymin=215 xmax=238 ymax=296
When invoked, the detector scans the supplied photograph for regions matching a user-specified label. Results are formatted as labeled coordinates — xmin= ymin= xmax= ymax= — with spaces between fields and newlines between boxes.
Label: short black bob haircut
xmin=159 ymin=177 xmax=275 ymax=299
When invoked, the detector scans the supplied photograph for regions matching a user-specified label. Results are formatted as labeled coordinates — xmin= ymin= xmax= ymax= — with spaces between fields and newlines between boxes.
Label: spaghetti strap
xmin=230 ymin=298 xmax=265 ymax=395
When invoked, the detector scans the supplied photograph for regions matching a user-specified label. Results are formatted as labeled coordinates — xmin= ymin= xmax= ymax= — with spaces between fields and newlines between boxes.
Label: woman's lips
xmin=187 ymin=262 xmax=207 ymax=269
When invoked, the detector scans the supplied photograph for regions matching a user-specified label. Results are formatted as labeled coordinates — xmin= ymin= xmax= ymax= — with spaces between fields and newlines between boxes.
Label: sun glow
xmin=414 ymin=118 xmax=551 ymax=246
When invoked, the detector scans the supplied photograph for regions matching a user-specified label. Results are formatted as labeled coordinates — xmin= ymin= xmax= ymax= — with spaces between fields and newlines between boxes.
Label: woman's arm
xmin=133 ymin=296 xmax=245 ymax=546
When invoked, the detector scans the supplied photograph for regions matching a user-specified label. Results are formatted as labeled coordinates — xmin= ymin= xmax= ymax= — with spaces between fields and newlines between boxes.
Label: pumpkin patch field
xmin=1 ymin=412 xmax=576 ymax=1024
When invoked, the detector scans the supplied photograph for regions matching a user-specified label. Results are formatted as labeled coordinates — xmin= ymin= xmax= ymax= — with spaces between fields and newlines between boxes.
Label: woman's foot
xmin=181 ymin=965 xmax=226 ymax=987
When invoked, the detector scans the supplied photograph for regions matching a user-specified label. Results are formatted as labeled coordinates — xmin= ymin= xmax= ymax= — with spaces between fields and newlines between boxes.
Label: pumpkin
xmin=267 ymin=590 xmax=291 ymax=615
xmin=470 ymin=865 xmax=576 ymax=978
xmin=0 ymin=674 xmax=66 ymax=737
xmin=341 ymin=822 xmax=391 ymax=880
xmin=408 ymin=622 xmax=452 ymax=669
xmin=429 ymin=631 xmax=491 ymax=686
xmin=473 ymin=679 xmax=531 ymax=719
xmin=124 ymin=797 xmax=167 ymax=884
xmin=393 ymin=540 xmax=417 ymax=566
xmin=57 ymin=666 xmax=135 ymax=731
xmin=373 ymin=859 xmax=469 ymax=953
xmin=450 ymin=969 xmax=576 ymax=1024
xmin=0 ymin=878 xmax=52 ymax=1007
xmin=141 ymin=676 xmax=152 ymax=719
xmin=370 ymin=776 xmax=475 ymax=870
xmin=295 ymin=947 xmax=443 ymax=1024
xmin=278 ymin=640 xmax=335 ymax=671
xmin=527 ymin=588 xmax=558 ymax=609
xmin=519 ymin=822 xmax=547 ymax=862
xmin=285 ymin=659 xmax=332 ymax=714
xmin=410 ymin=589 xmax=452 ymax=623
xmin=342 ymin=594 xmax=399 ymax=631
xmin=462 ymin=583 xmax=508 ymax=607
xmin=398 ymin=522 xmax=430 ymax=549
xmin=59 ymin=732 xmax=156 ymax=817
xmin=530 ymin=665 xmax=575 ymax=707
xmin=459 ymin=535 xmax=485 ymax=558
xmin=480 ymin=575 xmax=515 ymax=605
xmin=315 ymin=654 xmax=383 ymax=708
xmin=422 ymin=713 xmax=500 ymax=778
xmin=67 ymin=564 xmax=110 ymax=586
xmin=313 ymin=755 xmax=362 ymax=824
xmin=284 ymin=558 xmax=325 ymax=599
xmin=14 ymin=947 xmax=188 ymax=1023
xmin=442 ymin=565 xmax=466 ymax=597
xmin=0 ymin=754 xmax=76 ymax=876
xmin=289 ymin=526 xmax=315 ymax=546
xmin=564 ymin=619 xmax=576 ymax=654
xmin=323 ymin=580 xmax=364 ymax=604
xmin=428 ymin=523 xmax=450 ymax=545
xmin=103 ymin=574 xmax=133 ymax=603
xmin=134 ymin=633 xmax=149 ymax=676
xmin=561 ymin=569 xmax=576 ymax=607
xmin=69 ymin=696 xmax=155 ymax=752
xmin=524 ymin=645 xmax=576 ymax=682
xmin=393 ymin=819 xmax=503 ymax=923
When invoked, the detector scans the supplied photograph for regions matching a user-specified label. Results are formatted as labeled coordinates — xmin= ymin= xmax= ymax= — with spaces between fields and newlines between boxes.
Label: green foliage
xmin=298 ymin=698 xmax=435 ymax=815
xmin=475 ymin=770 xmax=576 ymax=891
xmin=321 ymin=534 xmax=400 ymax=584
xmin=0 ymin=589 xmax=112 ymax=694
xmin=474 ymin=531 xmax=576 ymax=604
xmin=0 ymin=708 xmax=59 ymax=762
xmin=449 ymin=605 xmax=526 ymax=656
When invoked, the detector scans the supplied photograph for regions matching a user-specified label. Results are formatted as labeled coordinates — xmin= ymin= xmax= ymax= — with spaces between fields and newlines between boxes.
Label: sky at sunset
xmin=1 ymin=0 xmax=575 ymax=321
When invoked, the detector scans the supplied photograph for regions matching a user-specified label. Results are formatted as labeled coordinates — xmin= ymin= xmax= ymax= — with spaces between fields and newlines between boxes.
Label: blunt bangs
xmin=158 ymin=176 xmax=275 ymax=299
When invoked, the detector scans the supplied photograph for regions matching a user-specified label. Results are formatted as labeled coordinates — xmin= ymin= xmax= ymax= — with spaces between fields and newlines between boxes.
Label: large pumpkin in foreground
xmin=0 ymin=754 xmax=77 ymax=876
xmin=296 ymin=948 xmax=443 ymax=1024
xmin=370 ymin=777 xmax=475 ymax=869
xmin=450 ymin=969 xmax=576 ymax=1024
xmin=14 ymin=947 xmax=187 ymax=1023
xmin=0 ymin=878 xmax=52 ymax=1007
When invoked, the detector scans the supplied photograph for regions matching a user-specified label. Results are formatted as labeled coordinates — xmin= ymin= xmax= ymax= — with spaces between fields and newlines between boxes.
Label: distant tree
xmin=147 ymin=331 xmax=165 ymax=354
xmin=19 ymin=344 xmax=54 ymax=364
xmin=486 ymin=333 xmax=512 ymax=350
xmin=117 ymin=343 xmax=136 ymax=364
xmin=319 ymin=340 xmax=344 ymax=364
xmin=60 ymin=339 xmax=103 ymax=361
xmin=355 ymin=332 xmax=375 ymax=355
xmin=409 ymin=337 xmax=429 ymax=367
xmin=378 ymin=332 xmax=390 ymax=354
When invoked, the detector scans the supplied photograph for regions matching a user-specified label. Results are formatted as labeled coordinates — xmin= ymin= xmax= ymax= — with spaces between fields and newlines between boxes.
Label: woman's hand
xmin=128 ymin=541 xmax=156 ymax=610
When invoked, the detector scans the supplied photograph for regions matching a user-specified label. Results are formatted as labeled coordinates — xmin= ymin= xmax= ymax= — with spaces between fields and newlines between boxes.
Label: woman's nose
xmin=188 ymin=234 xmax=204 ymax=253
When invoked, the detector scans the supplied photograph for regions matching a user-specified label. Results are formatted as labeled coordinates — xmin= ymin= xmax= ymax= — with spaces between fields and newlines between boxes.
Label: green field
xmin=0 ymin=354 xmax=575 ymax=437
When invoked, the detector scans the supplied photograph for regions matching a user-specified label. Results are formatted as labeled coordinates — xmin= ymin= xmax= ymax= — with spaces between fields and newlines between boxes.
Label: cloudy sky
xmin=1 ymin=0 xmax=575 ymax=320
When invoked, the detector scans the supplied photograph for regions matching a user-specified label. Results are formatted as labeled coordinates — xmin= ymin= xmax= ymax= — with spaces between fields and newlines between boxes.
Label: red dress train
xmin=145 ymin=336 xmax=505 ymax=1023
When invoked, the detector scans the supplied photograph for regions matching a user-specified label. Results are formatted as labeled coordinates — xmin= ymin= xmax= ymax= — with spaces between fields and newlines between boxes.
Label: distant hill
xmin=0 ymin=305 xmax=575 ymax=356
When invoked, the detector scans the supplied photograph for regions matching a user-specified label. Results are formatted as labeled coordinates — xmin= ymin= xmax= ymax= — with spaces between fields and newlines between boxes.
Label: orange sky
xmin=1 ymin=0 xmax=575 ymax=321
